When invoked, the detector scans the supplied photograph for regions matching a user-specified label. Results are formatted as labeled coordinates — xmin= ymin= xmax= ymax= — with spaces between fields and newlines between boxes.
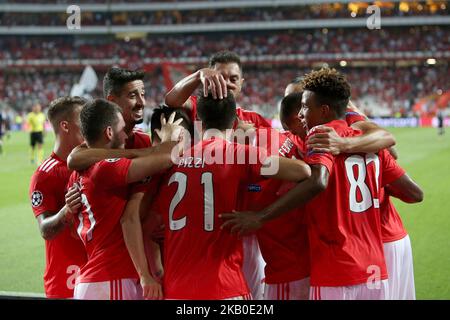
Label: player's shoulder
xmin=131 ymin=128 xmax=151 ymax=147
xmin=30 ymin=157 xmax=69 ymax=195
xmin=32 ymin=156 xmax=67 ymax=178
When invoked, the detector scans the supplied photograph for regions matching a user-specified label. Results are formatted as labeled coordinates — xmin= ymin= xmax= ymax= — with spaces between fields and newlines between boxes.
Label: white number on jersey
xmin=168 ymin=172 xmax=215 ymax=232
xmin=344 ymin=153 xmax=380 ymax=213
xmin=77 ymin=193 xmax=96 ymax=243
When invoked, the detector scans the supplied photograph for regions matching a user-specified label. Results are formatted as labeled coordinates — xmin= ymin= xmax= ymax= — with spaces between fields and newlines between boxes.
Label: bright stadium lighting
xmin=427 ymin=58 xmax=437 ymax=65
xmin=399 ymin=2 xmax=410 ymax=12
xmin=340 ymin=61 xmax=347 ymax=67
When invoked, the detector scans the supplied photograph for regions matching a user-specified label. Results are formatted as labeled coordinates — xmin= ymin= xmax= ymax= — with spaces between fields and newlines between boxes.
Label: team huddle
xmin=29 ymin=51 xmax=423 ymax=300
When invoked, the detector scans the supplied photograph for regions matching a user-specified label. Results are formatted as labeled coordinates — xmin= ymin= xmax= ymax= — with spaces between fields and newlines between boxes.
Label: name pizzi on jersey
xmin=178 ymin=157 xmax=206 ymax=169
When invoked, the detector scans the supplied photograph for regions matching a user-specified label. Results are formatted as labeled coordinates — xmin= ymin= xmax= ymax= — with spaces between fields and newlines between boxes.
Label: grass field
xmin=0 ymin=129 xmax=449 ymax=299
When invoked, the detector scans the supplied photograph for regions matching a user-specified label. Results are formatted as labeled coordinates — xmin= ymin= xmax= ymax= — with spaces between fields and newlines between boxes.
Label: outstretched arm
xmin=306 ymin=122 xmax=395 ymax=155
xmin=385 ymin=174 xmax=424 ymax=203
xmin=220 ymin=164 xmax=328 ymax=235
xmin=67 ymin=143 xmax=152 ymax=171
xmin=261 ymin=156 xmax=311 ymax=182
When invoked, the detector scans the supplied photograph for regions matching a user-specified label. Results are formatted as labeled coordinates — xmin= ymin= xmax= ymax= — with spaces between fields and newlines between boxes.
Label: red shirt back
xmin=304 ymin=120 xmax=404 ymax=286
xmin=154 ymin=137 xmax=266 ymax=299
xmin=240 ymin=128 xmax=310 ymax=283
xmin=380 ymin=190 xmax=408 ymax=243
xmin=29 ymin=153 xmax=87 ymax=298
xmin=68 ymin=158 xmax=138 ymax=283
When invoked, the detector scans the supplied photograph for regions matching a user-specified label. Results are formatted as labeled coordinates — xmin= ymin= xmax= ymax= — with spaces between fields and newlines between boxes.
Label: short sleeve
xmin=345 ymin=111 xmax=367 ymax=126
xmin=380 ymin=150 xmax=406 ymax=187
xmin=236 ymin=108 xmax=272 ymax=129
xmin=303 ymin=132 xmax=335 ymax=173
xmin=29 ymin=172 xmax=60 ymax=217
xmin=95 ymin=158 xmax=132 ymax=189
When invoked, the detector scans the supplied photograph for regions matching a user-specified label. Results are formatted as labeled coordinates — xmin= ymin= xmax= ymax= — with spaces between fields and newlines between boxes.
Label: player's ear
xmin=105 ymin=126 xmax=113 ymax=141
xmin=321 ymin=104 xmax=331 ymax=117
xmin=106 ymin=94 xmax=117 ymax=103
xmin=59 ymin=120 xmax=69 ymax=133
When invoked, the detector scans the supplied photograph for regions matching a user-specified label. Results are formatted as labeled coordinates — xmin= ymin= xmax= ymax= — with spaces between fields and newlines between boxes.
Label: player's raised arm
xmin=165 ymin=68 xmax=228 ymax=109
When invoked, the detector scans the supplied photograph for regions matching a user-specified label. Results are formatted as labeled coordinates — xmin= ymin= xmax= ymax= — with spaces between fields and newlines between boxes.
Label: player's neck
xmin=125 ymin=123 xmax=135 ymax=138
xmin=53 ymin=138 xmax=75 ymax=162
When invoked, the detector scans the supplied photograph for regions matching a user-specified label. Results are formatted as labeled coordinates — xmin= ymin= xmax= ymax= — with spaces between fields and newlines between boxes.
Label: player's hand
xmin=199 ymin=68 xmax=228 ymax=99
xmin=64 ymin=186 xmax=82 ymax=222
xmin=306 ymin=125 xmax=346 ymax=155
xmin=235 ymin=118 xmax=256 ymax=132
xmin=141 ymin=274 xmax=163 ymax=300
xmin=219 ymin=210 xmax=263 ymax=236
xmin=155 ymin=112 xmax=184 ymax=143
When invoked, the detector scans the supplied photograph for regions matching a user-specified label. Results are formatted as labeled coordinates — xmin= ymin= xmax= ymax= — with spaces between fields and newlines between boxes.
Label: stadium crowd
xmin=1 ymin=64 xmax=447 ymax=119
xmin=1 ymin=26 xmax=448 ymax=60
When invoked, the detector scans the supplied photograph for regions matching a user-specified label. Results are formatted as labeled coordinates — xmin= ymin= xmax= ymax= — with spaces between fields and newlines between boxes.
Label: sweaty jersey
xmin=68 ymin=158 xmax=138 ymax=283
xmin=304 ymin=120 xmax=404 ymax=287
xmin=29 ymin=153 xmax=87 ymax=298
xmin=188 ymin=95 xmax=272 ymax=129
xmin=241 ymin=128 xmax=310 ymax=283
xmin=27 ymin=112 xmax=46 ymax=132
xmin=154 ymin=137 xmax=266 ymax=299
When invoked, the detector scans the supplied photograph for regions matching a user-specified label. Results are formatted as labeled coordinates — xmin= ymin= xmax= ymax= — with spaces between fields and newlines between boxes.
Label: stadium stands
xmin=0 ymin=1 xmax=448 ymax=119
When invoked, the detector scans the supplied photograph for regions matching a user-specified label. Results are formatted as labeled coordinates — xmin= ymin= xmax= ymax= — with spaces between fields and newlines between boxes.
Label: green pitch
xmin=0 ymin=129 xmax=449 ymax=299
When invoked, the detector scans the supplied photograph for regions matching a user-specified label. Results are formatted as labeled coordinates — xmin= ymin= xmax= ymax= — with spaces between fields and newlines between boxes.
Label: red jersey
xmin=241 ymin=128 xmax=310 ymax=283
xmin=125 ymin=128 xmax=151 ymax=149
xmin=345 ymin=109 xmax=367 ymax=126
xmin=154 ymin=137 xmax=266 ymax=299
xmin=380 ymin=189 xmax=408 ymax=243
xmin=29 ymin=153 xmax=87 ymax=298
xmin=68 ymin=158 xmax=138 ymax=283
xmin=125 ymin=129 xmax=153 ymax=194
xmin=304 ymin=120 xmax=404 ymax=287
xmin=189 ymin=95 xmax=272 ymax=129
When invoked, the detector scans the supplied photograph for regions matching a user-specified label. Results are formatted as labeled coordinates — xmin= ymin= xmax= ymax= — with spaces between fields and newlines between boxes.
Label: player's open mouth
xmin=133 ymin=107 xmax=143 ymax=118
